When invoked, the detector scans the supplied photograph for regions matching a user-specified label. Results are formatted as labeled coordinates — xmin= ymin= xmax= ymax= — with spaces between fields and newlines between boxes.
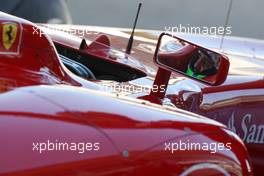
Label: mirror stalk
xmin=150 ymin=67 xmax=171 ymax=99
xmin=140 ymin=67 xmax=171 ymax=104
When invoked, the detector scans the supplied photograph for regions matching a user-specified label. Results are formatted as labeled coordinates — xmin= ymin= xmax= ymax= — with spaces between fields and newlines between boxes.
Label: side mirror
xmin=154 ymin=33 xmax=230 ymax=86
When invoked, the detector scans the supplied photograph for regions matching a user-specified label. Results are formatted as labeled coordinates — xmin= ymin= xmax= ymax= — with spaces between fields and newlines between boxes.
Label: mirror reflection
xmin=157 ymin=35 xmax=221 ymax=83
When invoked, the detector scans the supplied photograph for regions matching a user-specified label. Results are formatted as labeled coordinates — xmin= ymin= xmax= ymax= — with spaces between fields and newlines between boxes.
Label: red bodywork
xmin=0 ymin=12 xmax=255 ymax=175
xmin=150 ymin=35 xmax=264 ymax=176
xmin=46 ymin=26 xmax=263 ymax=175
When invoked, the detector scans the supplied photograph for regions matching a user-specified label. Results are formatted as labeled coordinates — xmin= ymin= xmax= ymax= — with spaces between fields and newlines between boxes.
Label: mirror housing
xmin=154 ymin=33 xmax=230 ymax=86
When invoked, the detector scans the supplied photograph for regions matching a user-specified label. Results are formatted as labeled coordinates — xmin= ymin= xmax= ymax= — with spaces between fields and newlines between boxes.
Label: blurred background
xmin=1 ymin=0 xmax=263 ymax=39
xmin=67 ymin=0 xmax=263 ymax=39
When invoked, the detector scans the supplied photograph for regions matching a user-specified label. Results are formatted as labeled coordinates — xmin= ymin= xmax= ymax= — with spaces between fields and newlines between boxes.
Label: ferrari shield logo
xmin=0 ymin=21 xmax=22 ymax=55
xmin=2 ymin=23 xmax=18 ymax=50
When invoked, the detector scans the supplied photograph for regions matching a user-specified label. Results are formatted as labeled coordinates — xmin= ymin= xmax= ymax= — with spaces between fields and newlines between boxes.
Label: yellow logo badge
xmin=2 ymin=23 xmax=18 ymax=50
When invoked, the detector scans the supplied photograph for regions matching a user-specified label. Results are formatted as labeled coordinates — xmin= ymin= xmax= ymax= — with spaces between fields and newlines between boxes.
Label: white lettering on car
xmin=227 ymin=112 xmax=264 ymax=144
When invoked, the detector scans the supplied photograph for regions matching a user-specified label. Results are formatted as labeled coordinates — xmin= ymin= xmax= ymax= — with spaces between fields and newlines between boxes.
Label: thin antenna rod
xmin=125 ymin=3 xmax=142 ymax=55
xmin=220 ymin=0 xmax=233 ymax=51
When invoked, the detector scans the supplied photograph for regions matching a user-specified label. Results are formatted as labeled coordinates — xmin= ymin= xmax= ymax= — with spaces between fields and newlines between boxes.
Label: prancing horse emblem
xmin=2 ymin=23 xmax=18 ymax=50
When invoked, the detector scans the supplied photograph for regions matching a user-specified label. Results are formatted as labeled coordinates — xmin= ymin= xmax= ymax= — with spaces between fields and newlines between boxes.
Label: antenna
xmin=125 ymin=3 xmax=142 ymax=55
xmin=220 ymin=0 xmax=233 ymax=51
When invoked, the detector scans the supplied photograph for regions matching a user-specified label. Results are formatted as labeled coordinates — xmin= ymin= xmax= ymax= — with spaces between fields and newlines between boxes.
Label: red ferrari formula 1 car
xmin=0 ymin=12 xmax=257 ymax=176
xmin=41 ymin=23 xmax=264 ymax=175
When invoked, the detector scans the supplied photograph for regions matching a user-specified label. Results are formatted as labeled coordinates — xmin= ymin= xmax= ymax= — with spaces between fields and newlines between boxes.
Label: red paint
xmin=0 ymin=12 xmax=254 ymax=176
xmin=150 ymin=67 xmax=171 ymax=99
